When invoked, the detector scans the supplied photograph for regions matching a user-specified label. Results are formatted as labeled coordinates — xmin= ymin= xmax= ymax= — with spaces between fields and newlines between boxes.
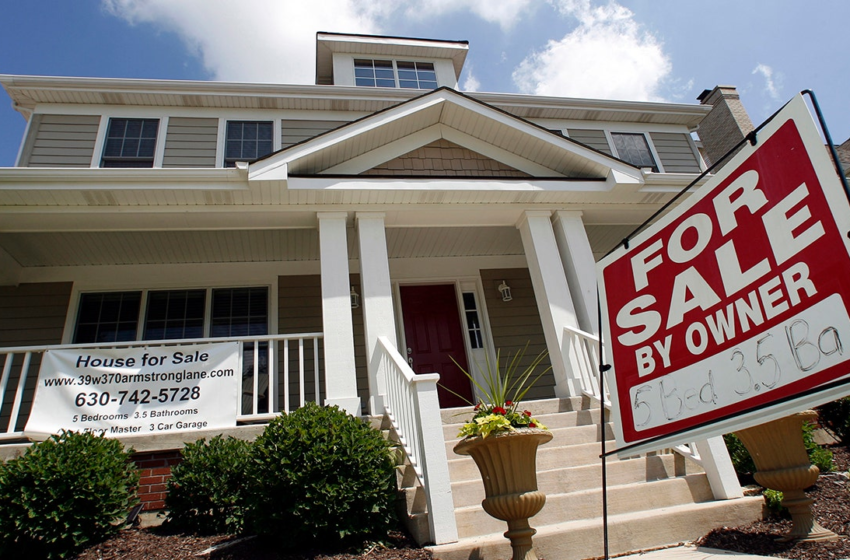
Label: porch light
xmin=497 ymin=281 xmax=512 ymax=302
xmin=350 ymin=286 xmax=360 ymax=309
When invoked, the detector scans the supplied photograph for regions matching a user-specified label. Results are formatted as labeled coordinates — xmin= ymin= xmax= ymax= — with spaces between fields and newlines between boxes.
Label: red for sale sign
xmin=598 ymin=95 xmax=850 ymax=455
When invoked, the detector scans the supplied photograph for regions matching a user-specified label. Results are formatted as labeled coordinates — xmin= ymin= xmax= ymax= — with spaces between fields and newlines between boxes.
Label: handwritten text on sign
xmin=25 ymin=342 xmax=240 ymax=437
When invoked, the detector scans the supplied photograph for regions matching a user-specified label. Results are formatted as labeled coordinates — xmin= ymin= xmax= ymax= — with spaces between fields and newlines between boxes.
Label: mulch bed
xmin=697 ymin=445 xmax=850 ymax=560
xmin=73 ymin=529 xmax=432 ymax=560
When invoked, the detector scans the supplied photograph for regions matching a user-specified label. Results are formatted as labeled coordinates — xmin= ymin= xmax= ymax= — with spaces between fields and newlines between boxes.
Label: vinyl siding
xmin=479 ymin=269 xmax=556 ymax=401
xmin=162 ymin=117 xmax=218 ymax=168
xmin=0 ymin=282 xmax=73 ymax=432
xmin=649 ymin=132 xmax=702 ymax=173
xmin=281 ymin=120 xmax=350 ymax=149
xmin=277 ymin=274 xmax=368 ymax=414
xmin=566 ymin=129 xmax=613 ymax=156
xmin=20 ymin=114 xmax=100 ymax=167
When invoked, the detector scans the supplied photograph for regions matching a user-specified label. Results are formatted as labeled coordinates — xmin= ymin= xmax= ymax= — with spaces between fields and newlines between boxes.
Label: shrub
xmin=763 ymin=488 xmax=787 ymax=516
xmin=247 ymin=402 xmax=397 ymax=548
xmin=816 ymin=397 xmax=850 ymax=445
xmin=165 ymin=435 xmax=252 ymax=534
xmin=0 ymin=431 xmax=138 ymax=559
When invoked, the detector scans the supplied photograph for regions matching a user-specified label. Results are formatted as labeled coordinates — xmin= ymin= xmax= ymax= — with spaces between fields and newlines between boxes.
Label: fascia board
xmin=0 ymin=167 xmax=248 ymax=190
xmin=287 ymin=176 xmax=611 ymax=192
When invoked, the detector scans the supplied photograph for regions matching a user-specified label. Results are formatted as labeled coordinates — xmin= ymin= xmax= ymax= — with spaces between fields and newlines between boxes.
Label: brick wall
xmin=697 ymin=85 xmax=755 ymax=167
xmin=133 ymin=450 xmax=183 ymax=511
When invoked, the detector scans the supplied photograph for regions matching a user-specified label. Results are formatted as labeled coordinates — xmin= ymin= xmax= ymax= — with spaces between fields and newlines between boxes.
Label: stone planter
xmin=735 ymin=411 xmax=839 ymax=542
xmin=453 ymin=428 xmax=553 ymax=560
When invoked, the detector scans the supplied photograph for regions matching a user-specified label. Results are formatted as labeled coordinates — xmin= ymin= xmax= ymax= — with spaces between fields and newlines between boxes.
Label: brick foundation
xmin=132 ymin=450 xmax=183 ymax=511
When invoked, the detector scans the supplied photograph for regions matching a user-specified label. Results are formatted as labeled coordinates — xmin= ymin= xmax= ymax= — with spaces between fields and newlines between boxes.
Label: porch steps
xmin=427 ymin=397 xmax=764 ymax=560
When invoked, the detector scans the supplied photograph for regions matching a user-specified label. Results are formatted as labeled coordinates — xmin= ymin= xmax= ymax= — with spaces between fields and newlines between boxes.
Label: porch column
xmin=517 ymin=210 xmax=581 ymax=397
xmin=552 ymin=210 xmax=599 ymax=334
xmin=356 ymin=212 xmax=397 ymax=416
xmin=318 ymin=212 xmax=361 ymax=415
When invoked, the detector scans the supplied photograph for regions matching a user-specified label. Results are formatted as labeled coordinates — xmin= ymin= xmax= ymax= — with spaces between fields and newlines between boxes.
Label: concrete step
xmin=429 ymin=496 xmax=765 ymax=560
xmin=454 ymin=473 xmax=714 ymax=539
xmin=448 ymin=440 xmax=620 ymax=483
xmin=450 ymin=454 xmax=678 ymax=509
xmin=444 ymin=423 xmax=615 ymax=457
xmin=441 ymin=407 xmax=606 ymax=440
xmin=440 ymin=397 xmax=592 ymax=425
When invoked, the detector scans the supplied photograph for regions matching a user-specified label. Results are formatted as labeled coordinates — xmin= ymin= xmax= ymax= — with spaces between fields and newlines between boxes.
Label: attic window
xmin=224 ymin=121 xmax=273 ymax=167
xmin=354 ymin=59 xmax=437 ymax=90
xmin=101 ymin=118 xmax=159 ymax=168
xmin=611 ymin=132 xmax=658 ymax=172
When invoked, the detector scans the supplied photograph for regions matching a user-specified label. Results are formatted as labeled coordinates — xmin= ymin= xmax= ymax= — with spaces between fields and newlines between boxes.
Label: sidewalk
xmin=620 ymin=545 xmax=777 ymax=559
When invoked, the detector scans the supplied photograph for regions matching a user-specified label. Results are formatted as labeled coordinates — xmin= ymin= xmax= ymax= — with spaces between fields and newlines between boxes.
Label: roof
xmin=0 ymin=74 xmax=711 ymax=129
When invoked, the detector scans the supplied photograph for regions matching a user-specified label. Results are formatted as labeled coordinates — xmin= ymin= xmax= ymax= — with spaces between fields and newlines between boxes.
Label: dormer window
xmin=611 ymin=132 xmax=658 ymax=172
xmin=101 ymin=118 xmax=159 ymax=168
xmin=354 ymin=59 xmax=437 ymax=90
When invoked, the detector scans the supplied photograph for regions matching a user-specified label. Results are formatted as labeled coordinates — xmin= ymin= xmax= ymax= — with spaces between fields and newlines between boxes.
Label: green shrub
xmin=724 ymin=421 xmax=833 ymax=482
xmin=816 ymin=397 xmax=850 ymax=445
xmin=0 ymin=431 xmax=138 ymax=559
xmin=763 ymin=488 xmax=787 ymax=516
xmin=247 ymin=402 xmax=397 ymax=548
xmin=165 ymin=435 xmax=252 ymax=534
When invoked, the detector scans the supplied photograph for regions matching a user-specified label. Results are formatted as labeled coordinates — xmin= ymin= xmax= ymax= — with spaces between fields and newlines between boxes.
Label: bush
xmin=0 ymin=431 xmax=138 ymax=559
xmin=816 ymin=397 xmax=850 ymax=445
xmin=247 ymin=402 xmax=397 ymax=548
xmin=724 ymin=421 xmax=833 ymax=482
xmin=763 ymin=488 xmax=787 ymax=516
xmin=165 ymin=436 xmax=252 ymax=534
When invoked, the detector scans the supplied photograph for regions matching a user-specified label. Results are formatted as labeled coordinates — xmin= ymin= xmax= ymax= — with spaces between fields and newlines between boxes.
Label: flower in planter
xmin=445 ymin=344 xmax=551 ymax=438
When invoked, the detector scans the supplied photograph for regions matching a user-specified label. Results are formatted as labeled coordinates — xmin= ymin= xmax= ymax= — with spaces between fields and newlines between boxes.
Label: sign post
xmin=598 ymin=95 xmax=850 ymax=456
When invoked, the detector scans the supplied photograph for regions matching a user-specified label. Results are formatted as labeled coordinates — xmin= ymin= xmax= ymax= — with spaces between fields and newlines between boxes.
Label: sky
xmin=0 ymin=0 xmax=847 ymax=168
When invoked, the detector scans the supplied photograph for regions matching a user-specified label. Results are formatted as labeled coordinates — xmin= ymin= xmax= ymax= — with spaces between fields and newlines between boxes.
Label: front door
xmin=400 ymin=284 xmax=473 ymax=408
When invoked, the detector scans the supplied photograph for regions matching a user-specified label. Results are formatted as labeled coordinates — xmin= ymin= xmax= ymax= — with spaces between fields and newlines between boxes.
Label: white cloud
xmin=102 ymin=0 xmax=384 ymax=83
xmin=407 ymin=0 xmax=536 ymax=30
xmin=752 ymin=63 xmax=782 ymax=100
xmin=512 ymin=0 xmax=671 ymax=101
xmin=462 ymin=70 xmax=481 ymax=92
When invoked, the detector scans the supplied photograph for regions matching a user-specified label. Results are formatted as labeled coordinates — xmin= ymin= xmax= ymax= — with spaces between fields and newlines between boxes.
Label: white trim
xmin=215 ymin=117 xmax=225 ymax=168
xmin=441 ymin=127 xmax=566 ymax=177
xmin=13 ymin=112 xmax=34 ymax=167
xmin=286 ymin=176 xmax=614 ymax=192
xmin=607 ymin=130 xmax=665 ymax=173
xmin=91 ymin=114 xmax=109 ymax=168
xmin=323 ymin=125 xmax=442 ymax=175
xmin=153 ymin=115 xmax=168 ymax=168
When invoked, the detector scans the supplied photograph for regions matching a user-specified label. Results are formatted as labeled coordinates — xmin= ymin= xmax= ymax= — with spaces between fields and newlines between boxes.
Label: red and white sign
xmin=598 ymin=95 xmax=850 ymax=455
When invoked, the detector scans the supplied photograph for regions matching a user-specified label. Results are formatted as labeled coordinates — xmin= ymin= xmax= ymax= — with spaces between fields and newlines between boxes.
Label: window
xmin=354 ymin=59 xmax=438 ymax=90
xmin=143 ymin=290 xmax=206 ymax=341
xmin=611 ymin=132 xmax=658 ymax=171
xmin=101 ymin=118 xmax=159 ymax=168
xmin=74 ymin=292 xmax=141 ymax=344
xmin=462 ymin=292 xmax=484 ymax=349
xmin=224 ymin=121 xmax=273 ymax=167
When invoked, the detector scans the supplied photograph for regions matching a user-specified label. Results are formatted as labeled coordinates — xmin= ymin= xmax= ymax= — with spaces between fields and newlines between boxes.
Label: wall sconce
xmin=350 ymin=286 xmax=360 ymax=309
xmin=497 ymin=281 xmax=512 ymax=302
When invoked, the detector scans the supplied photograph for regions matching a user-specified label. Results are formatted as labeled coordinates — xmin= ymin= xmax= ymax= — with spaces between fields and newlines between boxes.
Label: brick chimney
xmin=696 ymin=85 xmax=755 ymax=167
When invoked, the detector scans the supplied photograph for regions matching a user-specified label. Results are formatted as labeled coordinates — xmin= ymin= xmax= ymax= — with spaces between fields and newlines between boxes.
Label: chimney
xmin=696 ymin=86 xmax=755 ymax=167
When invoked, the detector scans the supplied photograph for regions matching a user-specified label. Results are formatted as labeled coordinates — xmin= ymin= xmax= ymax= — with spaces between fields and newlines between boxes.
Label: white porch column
xmin=318 ymin=212 xmax=360 ymax=415
xmin=552 ymin=210 xmax=599 ymax=334
xmin=694 ymin=437 xmax=744 ymax=500
xmin=356 ymin=212 xmax=397 ymax=416
xmin=517 ymin=210 xmax=581 ymax=397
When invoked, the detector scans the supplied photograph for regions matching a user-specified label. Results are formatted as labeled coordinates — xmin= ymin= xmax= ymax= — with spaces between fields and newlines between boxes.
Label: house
xmin=0 ymin=32 xmax=764 ymax=558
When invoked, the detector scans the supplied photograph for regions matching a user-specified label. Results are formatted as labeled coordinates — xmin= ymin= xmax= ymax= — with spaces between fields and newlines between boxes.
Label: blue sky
xmin=0 ymin=0 xmax=847 ymax=168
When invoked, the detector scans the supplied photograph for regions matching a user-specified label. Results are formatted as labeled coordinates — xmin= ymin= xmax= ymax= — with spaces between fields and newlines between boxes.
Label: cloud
xmin=405 ymin=0 xmax=536 ymax=30
xmin=512 ymin=0 xmax=672 ymax=101
xmin=102 ymin=0 xmax=384 ymax=83
xmin=752 ymin=63 xmax=782 ymax=100
xmin=462 ymin=70 xmax=481 ymax=92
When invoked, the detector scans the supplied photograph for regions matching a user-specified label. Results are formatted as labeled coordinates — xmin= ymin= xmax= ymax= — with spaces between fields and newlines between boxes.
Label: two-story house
xmin=0 ymin=32 xmax=764 ymax=559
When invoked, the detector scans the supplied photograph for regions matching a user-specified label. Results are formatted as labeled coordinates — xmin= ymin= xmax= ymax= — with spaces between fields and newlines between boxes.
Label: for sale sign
xmin=598 ymin=95 xmax=850 ymax=455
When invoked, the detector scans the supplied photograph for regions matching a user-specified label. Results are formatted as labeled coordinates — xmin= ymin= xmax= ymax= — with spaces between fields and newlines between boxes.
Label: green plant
xmin=763 ymin=488 xmax=787 ymax=516
xmin=448 ymin=345 xmax=551 ymax=438
xmin=0 ymin=431 xmax=138 ymax=559
xmin=246 ymin=403 xmax=397 ymax=548
xmin=165 ymin=435 xmax=252 ymax=534
xmin=803 ymin=421 xmax=834 ymax=474
xmin=816 ymin=397 xmax=850 ymax=445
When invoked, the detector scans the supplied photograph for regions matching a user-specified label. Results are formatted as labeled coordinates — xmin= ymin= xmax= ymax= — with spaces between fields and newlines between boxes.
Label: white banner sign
xmin=25 ymin=342 xmax=240 ymax=438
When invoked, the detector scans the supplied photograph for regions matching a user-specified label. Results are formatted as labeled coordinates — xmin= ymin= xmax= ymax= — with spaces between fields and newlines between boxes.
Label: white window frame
xmin=92 ymin=115 xmax=166 ymax=169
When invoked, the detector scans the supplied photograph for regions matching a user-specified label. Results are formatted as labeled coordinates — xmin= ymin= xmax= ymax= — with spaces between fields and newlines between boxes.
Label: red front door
xmin=400 ymin=284 xmax=473 ymax=408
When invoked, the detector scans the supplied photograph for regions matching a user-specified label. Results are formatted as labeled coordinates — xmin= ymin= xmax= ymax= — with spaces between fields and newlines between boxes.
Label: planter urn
xmin=454 ymin=428 xmax=553 ymax=560
xmin=734 ymin=410 xmax=839 ymax=542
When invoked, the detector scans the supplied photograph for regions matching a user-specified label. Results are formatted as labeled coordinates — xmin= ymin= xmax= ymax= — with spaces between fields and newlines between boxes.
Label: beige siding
xmin=162 ymin=117 xmax=218 ymax=168
xmin=277 ymin=275 xmax=368 ymax=413
xmin=0 ymin=282 xmax=73 ymax=432
xmin=281 ymin=119 xmax=350 ymax=149
xmin=20 ymin=114 xmax=100 ymax=167
xmin=362 ymin=139 xmax=530 ymax=177
xmin=479 ymin=269 xmax=555 ymax=401
xmin=567 ymin=129 xmax=613 ymax=156
xmin=649 ymin=132 xmax=702 ymax=173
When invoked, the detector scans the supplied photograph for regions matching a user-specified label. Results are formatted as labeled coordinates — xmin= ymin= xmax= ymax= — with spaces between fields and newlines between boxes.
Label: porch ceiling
xmin=0 ymin=224 xmax=633 ymax=267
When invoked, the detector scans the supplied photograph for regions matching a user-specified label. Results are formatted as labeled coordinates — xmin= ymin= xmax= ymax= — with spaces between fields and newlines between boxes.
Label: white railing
xmin=377 ymin=336 xmax=458 ymax=545
xmin=0 ymin=332 xmax=323 ymax=441
xmin=563 ymin=324 xmax=610 ymax=407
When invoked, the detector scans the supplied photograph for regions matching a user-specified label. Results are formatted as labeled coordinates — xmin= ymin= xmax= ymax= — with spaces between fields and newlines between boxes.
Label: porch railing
xmin=377 ymin=336 xmax=458 ymax=545
xmin=0 ymin=333 xmax=323 ymax=441
xmin=563 ymin=324 xmax=609 ymax=407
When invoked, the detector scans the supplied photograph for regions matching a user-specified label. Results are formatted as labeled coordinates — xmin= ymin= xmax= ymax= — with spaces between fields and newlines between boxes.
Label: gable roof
xmin=248 ymin=87 xmax=645 ymax=186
